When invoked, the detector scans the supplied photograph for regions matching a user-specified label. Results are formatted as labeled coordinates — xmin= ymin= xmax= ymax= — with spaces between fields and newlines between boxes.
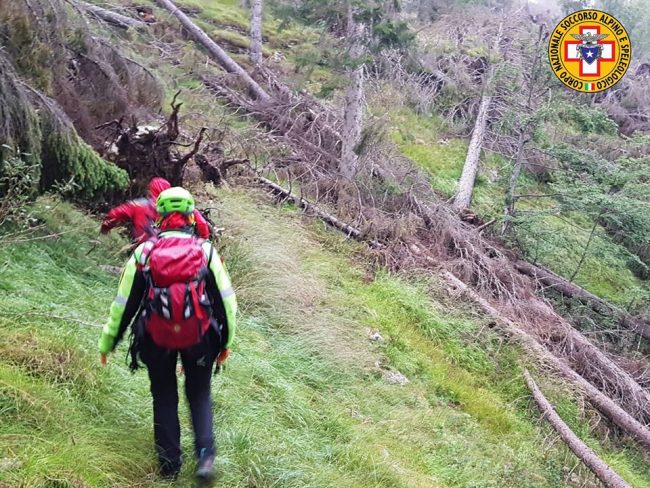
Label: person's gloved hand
xmin=98 ymin=334 xmax=113 ymax=366
xmin=100 ymin=220 xmax=113 ymax=234
xmin=216 ymin=348 xmax=230 ymax=366
xmin=215 ymin=348 xmax=230 ymax=374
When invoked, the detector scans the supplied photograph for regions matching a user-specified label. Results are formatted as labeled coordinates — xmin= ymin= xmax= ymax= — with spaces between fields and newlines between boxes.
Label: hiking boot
xmin=195 ymin=450 xmax=215 ymax=480
xmin=160 ymin=461 xmax=181 ymax=480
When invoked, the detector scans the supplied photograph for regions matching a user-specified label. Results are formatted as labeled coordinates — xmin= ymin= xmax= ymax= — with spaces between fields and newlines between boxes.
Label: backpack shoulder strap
xmin=199 ymin=239 xmax=214 ymax=266
xmin=207 ymin=242 xmax=214 ymax=268
xmin=136 ymin=239 xmax=157 ymax=269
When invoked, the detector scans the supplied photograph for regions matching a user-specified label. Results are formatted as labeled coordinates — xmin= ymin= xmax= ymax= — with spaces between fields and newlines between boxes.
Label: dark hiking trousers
xmin=140 ymin=330 xmax=218 ymax=474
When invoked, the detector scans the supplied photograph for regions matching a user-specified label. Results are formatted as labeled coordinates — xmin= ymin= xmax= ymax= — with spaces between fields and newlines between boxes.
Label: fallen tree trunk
xmin=523 ymin=370 xmax=632 ymax=488
xmin=453 ymin=88 xmax=491 ymax=211
xmin=546 ymin=308 xmax=650 ymax=421
xmin=242 ymin=162 xmax=650 ymax=438
xmin=453 ymin=22 xmax=502 ymax=212
xmin=268 ymin=171 xmax=650 ymax=439
xmin=518 ymin=287 xmax=650 ymax=425
xmin=410 ymin=202 xmax=650 ymax=426
xmin=340 ymin=7 xmax=364 ymax=182
xmin=73 ymin=1 xmax=148 ymax=29
xmin=202 ymin=76 xmax=341 ymax=167
xmin=443 ymin=271 xmax=650 ymax=451
xmin=155 ymin=0 xmax=271 ymax=102
xmin=515 ymin=260 xmax=650 ymax=341
xmin=195 ymin=155 xmax=375 ymax=245
xmin=244 ymin=162 xmax=650 ymax=432
xmin=258 ymin=176 xmax=380 ymax=247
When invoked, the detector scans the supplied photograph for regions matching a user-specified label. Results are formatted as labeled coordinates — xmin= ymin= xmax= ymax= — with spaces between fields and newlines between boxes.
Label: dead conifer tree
xmin=340 ymin=3 xmax=365 ymax=185
xmin=524 ymin=370 xmax=632 ymax=488
xmin=250 ymin=0 xmax=263 ymax=65
xmin=453 ymin=21 xmax=503 ymax=212
xmin=501 ymin=25 xmax=549 ymax=234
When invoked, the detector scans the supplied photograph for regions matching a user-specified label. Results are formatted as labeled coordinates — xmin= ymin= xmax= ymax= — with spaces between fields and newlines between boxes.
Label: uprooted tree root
xmin=198 ymin=68 xmax=650 ymax=451
xmin=96 ymin=91 xmax=206 ymax=196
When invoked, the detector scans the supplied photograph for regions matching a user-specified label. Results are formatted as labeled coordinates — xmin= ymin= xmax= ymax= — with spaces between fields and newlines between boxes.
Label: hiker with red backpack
xmin=98 ymin=187 xmax=236 ymax=480
xmin=100 ymin=177 xmax=212 ymax=244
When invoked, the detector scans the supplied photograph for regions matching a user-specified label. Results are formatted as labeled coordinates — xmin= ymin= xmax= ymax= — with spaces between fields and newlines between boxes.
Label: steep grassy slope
xmin=1 ymin=189 xmax=649 ymax=487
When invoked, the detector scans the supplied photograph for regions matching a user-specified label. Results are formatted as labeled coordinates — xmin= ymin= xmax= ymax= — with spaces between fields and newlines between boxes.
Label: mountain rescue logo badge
xmin=548 ymin=10 xmax=631 ymax=93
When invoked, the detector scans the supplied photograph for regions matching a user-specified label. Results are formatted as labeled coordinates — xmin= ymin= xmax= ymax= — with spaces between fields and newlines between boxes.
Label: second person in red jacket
xmin=101 ymin=177 xmax=211 ymax=243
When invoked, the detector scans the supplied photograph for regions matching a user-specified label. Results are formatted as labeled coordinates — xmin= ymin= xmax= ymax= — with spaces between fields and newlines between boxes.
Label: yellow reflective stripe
xmin=102 ymin=254 xmax=137 ymax=342
xmin=202 ymin=241 xmax=237 ymax=348
xmin=114 ymin=295 xmax=128 ymax=306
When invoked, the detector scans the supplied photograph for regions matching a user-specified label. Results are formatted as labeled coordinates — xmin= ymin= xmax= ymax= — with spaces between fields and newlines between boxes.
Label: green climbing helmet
xmin=156 ymin=187 xmax=195 ymax=216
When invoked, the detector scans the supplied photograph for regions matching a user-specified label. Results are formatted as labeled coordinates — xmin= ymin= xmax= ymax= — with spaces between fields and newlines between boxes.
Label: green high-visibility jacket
xmin=98 ymin=231 xmax=237 ymax=354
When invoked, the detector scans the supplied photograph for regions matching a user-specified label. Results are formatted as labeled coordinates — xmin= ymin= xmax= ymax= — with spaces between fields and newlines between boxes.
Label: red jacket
xmin=103 ymin=198 xmax=157 ymax=244
xmin=102 ymin=200 xmax=211 ymax=243
xmin=102 ymin=178 xmax=211 ymax=243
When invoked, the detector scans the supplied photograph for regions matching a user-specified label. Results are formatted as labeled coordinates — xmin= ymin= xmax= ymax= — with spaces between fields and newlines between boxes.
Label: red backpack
xmin=139 ymin=236 xmax=213 ymax=349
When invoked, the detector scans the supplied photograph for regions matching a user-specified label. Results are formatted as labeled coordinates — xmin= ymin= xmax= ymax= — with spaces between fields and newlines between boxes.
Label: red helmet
xmin=149 ymin=177 xmax=171 ymax=200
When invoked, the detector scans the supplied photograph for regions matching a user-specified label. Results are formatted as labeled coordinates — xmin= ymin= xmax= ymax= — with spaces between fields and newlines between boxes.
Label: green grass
xmin=0 ymin=199 xmax=159 ymax=486
xmin=2 ymin=191 xmax=649 ymax=487
xmin=160 ymin=0 xmax=318 ymax=55
xmin=183 ymin=0 xmax=249 ymax=30
xmin=516 ymin=212 xmax=649 ymax=306
xmin=389 ymin=109 xmax=506 ymax=218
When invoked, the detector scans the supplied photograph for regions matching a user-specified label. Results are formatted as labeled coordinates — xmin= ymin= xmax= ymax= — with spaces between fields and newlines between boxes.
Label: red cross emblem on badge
xmin=564 ymin=26 xmax=615 ymax=77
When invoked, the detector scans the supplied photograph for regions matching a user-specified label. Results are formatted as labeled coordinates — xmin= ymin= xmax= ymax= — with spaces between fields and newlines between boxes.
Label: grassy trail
xmin=1 ymin=188 xmax=648 ymax=487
